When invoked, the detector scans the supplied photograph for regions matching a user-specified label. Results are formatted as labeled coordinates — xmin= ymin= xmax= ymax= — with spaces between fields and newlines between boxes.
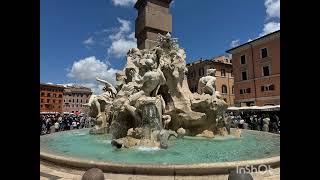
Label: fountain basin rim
xmin=40 ymin=151 xmax=280 ymax=175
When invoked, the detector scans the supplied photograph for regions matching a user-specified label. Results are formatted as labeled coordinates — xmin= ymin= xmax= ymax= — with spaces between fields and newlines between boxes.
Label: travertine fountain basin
xmin=40 ymin=128 xmax=279 ymax=175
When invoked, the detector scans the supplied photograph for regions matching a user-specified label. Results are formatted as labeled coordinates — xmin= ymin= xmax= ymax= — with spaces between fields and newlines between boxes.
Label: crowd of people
xmin=40 ymin=111 xmax=280 ymax=135
xmin=40 ymin=113 xmax=95 ymax=135
xmin=226 ymin=111 xmax=280 ymax=134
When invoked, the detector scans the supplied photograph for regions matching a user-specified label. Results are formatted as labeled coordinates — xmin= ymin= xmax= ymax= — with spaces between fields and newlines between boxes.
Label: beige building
xmin=186 ymin=55 xmax=235 ymax=106
xmin=226 ymin=30 xmax=280 ymax=107
xmin=62 ymin=85 xmax=92 ymax=113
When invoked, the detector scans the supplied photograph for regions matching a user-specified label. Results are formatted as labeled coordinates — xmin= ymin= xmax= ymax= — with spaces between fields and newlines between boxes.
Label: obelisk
xmin=134 ymin=0 xmax=173 ymax=49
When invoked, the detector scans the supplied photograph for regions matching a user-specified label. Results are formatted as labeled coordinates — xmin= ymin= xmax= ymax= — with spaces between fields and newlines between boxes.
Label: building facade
xmin=134 ymin=0 xmax=173 ymax=49
xmin=40 ymin=83 xmax=65 ymax=112
xmin=62 ymin=85 xmax=92 ymax=113
xmin=226 ymin=30 xmax=280 ymax=107
xmin=186 ymin=55 xmax=235 ymax=106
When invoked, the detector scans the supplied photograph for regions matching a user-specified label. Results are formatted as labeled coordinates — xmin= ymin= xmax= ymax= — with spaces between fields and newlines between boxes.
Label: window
xmin=64 ymin=99 xmax=65 ymax=102
xmin=53 ymin=94 xmax=56 ymax=97
xmin=73 ymin=99 xmax=74 ymax=103
xmin=240 ymin=55 xmax=246 ymax=64
xmin=76 ymin=105 xmax=78 ymax=107
xmin=261 ymin=84 xmax=275 ymax=92
xmin=231 ymin=70 xmax=233 ymax=77
xmin=269 ymin=84 xmax=275 ymax=90
xmin=86 ymin=100 xmax=88 ymax=103
xmin=58 ymin=94 xmax=62 ymax=98
xmin=47 ymin=99 xmax=50 ymax=103
xmin=222 ymin=85 xmax=227 ymax=94
xmin=81 ymin=99 xmax=82 ymax=103
xmin=230 ymin=59 xmax=232 ymax=63
xmin=263 ymin=66 xmax=270 ymax=76
xmin=40 ymin=105 xmax=43 ymax=108
xmin=221 ymin=69 xmax=226 ymax=77
xmin=47 ymin=93 xmax=51 ymax=97
xmin=53 ymin=100 xmax=55 ymax=103
xmin=81 ymin=94 xmax=83 ymax=97
xmin=241 ymin=71 xmax=247 ymax=80
xmin=59 ymin=100 xmax=61 ymax=103
xmin=41 ymin=99 xmax=44 ymax=103
xmin=240 ymin=88 xmax=250 ymax=94
xmin=41 ymin=92 xmax=45 ymax=96
xmin=58 ymin=106 xmax=61 ymax=108
xmin=77 ymin=99 xmax=78 ymax=103
xmin=199 ymin=68 xmax=204 ymax=77
xmin=69 ymin=100 xmax=71 ymax=103
xmin=261 ymin=48 xmax=268 ymax=58
xmin=232 ymin=86 xmax=234 ymax=94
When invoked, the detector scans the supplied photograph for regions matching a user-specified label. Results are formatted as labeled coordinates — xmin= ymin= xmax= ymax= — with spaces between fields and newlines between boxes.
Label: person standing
xmin=54 ymin=121 xmax=60 ymax=132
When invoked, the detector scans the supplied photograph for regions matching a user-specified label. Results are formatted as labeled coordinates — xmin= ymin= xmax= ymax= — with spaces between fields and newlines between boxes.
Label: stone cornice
xmin=226 ymin=31 xmax=280 ymax=54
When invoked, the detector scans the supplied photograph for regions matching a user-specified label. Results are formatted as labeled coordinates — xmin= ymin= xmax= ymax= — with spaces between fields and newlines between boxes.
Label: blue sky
xmin=40 ymin=0 xmax=280 ymax=94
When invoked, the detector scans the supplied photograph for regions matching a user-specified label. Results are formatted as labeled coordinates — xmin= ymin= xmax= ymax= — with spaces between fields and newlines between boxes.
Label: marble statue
xmin=197 ymin=69 xmax=217 ymax=97
xmin=94 ymin=33 xmax=230 ymax=148
xmin=86 ymin=77 xmax=117 ymax=134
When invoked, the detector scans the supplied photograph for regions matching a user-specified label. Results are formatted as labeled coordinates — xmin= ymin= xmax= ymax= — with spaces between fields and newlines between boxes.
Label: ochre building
xmin=226 ymin=30 xmax=280 ymax=107
xmin=186 ymin=55 xmax=235 ymax=106
xmin=40 ymin=83 xmax=65 ymax=112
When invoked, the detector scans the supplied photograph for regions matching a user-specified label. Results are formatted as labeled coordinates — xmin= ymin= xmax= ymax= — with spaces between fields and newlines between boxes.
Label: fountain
xmin=40 ymin=34 xmax=280 ymax=175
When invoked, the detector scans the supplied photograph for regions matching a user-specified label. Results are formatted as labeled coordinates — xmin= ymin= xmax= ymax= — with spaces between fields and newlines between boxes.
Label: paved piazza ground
xmin=40 ymin=161 xmax=280 ymax=180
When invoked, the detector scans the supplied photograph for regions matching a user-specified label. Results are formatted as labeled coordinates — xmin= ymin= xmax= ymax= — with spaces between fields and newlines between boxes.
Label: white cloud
xmin=47 ymin=82 xmax=53 ymax=85
xmin=230 ymin=39 xmax=240 ymax=48
xmin=259 ymin=21 xmax=280 ymax=37
xmin=107 ymin=18 xmax=137 ymax=58
xmin=66 ymin=56 xmax=119 ymax=94
xmin=246 ymin=0 xmax=280 ymax=41
xmin=128 ymin=32 xmax=135 ymax=40
xmin=108 ymin=39 xmax=137 ymax=58
xmin=111 ymin=0 xmax=137 ymax=7
xmin=83 ymin=36 xmax=95 ymax=46
xmin=265 ymin=0 xmax=280 ymax=19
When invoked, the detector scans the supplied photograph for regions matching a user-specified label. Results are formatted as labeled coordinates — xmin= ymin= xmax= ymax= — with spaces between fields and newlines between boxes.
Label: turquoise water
xmin=40 ymin=129 xmax=280 ymax=165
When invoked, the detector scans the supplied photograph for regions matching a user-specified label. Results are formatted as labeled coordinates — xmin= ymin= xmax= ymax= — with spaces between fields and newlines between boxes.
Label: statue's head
xmin=128 ymin=48 xmax=141 ymax=57
xmin=207 ymin=69 xmax=216 ymax=76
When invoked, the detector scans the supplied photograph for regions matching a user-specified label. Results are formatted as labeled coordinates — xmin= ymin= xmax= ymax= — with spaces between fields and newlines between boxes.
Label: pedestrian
xmin=54 ymin=121 xmax=60 ymax=132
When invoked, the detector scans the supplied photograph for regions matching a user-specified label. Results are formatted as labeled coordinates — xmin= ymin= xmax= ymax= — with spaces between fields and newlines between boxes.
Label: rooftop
xmin=64 ymin=85 xmax=92 ymax=94
xmin=187 ymin=55 xmax=232 ymax=66
xmin=226 ymin=30 xmax=280 ymax=53
xmin=40 ymin=83 xmax=65 ymax=89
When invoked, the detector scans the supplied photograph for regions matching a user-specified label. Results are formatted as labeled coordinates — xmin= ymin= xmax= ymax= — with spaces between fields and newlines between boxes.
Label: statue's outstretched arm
xmin=96 ymin=77 xmax=117 ymax=94
xmin=96 ymin=77 xmax=110 ymax=85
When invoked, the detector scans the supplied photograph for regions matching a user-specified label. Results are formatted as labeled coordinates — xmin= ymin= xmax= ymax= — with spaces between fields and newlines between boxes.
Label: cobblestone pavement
xmin=40 ymin=161 xmax=280 ymax=180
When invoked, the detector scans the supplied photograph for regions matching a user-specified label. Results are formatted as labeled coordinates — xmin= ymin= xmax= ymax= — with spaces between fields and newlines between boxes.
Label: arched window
xmin=222 ymin=85 xmax=228 ymax=94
